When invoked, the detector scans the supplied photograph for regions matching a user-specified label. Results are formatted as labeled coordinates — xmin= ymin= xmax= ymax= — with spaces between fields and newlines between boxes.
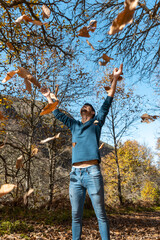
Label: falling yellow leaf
xmin=42 ymin=4 xmax=51 ymax=19
xmin=23 ymin=188 xmax=34 ymax=205
xmin=24 ymin=78 xmax=32 ymax=93
xmin=0 ymin=184 xmax=16 ymax=198
xmin=40 ymin=133 xmax=60 ymax=144
xmin=40 ymin=101 xmax=59 ymax=116
xmin=86 ymin=40 xmax=95 ymax=50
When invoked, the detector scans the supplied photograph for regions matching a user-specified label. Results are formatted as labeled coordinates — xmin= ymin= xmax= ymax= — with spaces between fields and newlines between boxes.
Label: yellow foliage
xmin=141 ymin=181 xmax=159 ymax=203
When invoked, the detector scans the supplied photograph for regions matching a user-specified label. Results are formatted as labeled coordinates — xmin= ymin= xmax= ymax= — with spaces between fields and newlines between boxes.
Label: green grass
xmin=0 ymin=220 xmax=34 ymax=236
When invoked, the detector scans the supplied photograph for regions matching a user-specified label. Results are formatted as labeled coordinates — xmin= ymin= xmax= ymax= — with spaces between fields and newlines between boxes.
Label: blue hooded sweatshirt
xmin=53 ymin=95 xmax=113 ymax=164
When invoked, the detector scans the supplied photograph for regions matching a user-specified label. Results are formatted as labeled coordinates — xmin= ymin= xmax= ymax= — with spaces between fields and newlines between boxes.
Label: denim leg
xmin=69 ymin=169 xmax=86 ymax=240
xmin=86 ymin=165 xmax=110 ymax=240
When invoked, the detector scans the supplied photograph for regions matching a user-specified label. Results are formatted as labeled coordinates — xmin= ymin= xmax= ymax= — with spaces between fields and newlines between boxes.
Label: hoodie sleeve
xmin=53 ymin=109 xmax=76 ymax=130
xmin=96 ymin=96 xmax=113 ymax=126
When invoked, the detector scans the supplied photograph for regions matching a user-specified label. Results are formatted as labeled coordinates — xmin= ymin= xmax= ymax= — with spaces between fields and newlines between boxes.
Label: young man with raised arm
xmin=41 ymin=64 xmax=123 ymax=240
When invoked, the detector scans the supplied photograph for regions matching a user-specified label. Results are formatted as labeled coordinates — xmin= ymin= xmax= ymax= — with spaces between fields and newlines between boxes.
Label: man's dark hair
xmin=84 ymin=103 xmax=95 ymax=117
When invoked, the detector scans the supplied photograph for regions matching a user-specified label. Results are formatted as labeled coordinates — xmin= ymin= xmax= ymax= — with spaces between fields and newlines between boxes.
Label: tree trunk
xmin=111 ymin=106 xmax=123 ymax=205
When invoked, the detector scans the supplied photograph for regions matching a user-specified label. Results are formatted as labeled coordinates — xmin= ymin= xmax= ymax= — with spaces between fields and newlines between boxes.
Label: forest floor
xmin=0 ymin=204 xmax=159 ymax=240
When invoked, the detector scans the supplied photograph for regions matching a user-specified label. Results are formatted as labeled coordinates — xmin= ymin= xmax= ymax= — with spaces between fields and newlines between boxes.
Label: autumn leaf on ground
xmin=99 ymin=54 xmax=113 ymax=66
xmin=15 ymin=14 xmax=46 ymax=26
xmin=16 ymin=155 xmax=23 ymax=169
xmin=42 ymin=4 xmax=51 ymax=19
xmin=40 ymin=101 xmax=59 ymax=116
xmin=23 ymin=189 xmax=34 ymax=205
xmin=99 ymin=142 xmax=104 ymax=149
xmin=0 ymin=184 xmax=16 ymax=198
xmin=78 ymin=26 xmax=90 ymax=37
xmin=6 ymin=42 xmax=14 ymax=50
xmin=87 ymin=20 xmax=97 ymax=32
xmin=40 ymin=133 xmax=60 ymax=144
xmin=86 ymin=40 xmax=95 ymax=50
xmin=108 ymin=0 xmax=138 ymax=35
xmin=141 ymin=113 xmax=159 ymax=123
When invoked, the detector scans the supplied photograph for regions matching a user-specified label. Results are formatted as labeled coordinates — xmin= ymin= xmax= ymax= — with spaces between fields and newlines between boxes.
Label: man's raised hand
xmin=113 ymin=63 xmax=123 ymax=80
xmin=40 ymin=86 xmax=51 ymax=97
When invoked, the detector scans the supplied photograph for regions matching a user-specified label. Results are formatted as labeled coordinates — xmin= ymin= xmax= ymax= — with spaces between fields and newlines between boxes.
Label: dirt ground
xmin=1 ymin=211 xmax=160 ymax=240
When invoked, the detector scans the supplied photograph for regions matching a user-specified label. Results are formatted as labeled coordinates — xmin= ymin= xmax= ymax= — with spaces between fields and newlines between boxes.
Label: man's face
xmin=80 ymin=104 xmax=95 ymax=117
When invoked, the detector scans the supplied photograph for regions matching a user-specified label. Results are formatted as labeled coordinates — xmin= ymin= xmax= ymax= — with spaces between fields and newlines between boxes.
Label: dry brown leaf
xmin=72 ymin=142 xmax=77 ymax=147
xmin=102 ymin=54 xmax=114 ymax=62
xmin=24 ymin=78 xmax=32 ymax=93
xmin=23 ymin=188 xmax=34 ymax=205
xmin=104 ymin=86 xmax=111 ymax=92
xmin=78 ymin=26 xmax=90 ymax=37
xmin=55 ymin=84 xmax=59 ymax=97
xmin=93 ymin=120 xmax=99 ymax=125
xmin=99 ymin=54 xmax=113 ymax=66
xmin=31 ymin=147 xmax=38 ymax=156
xmin=125 ymin=0 xmax=139 ymax=10
xmin=87 ymin=20 xmax=97 ymax=32
xmin=15 ymin=14 xmax=45 ymax=26
xmin=17 ymin=67 xmax=41 ymax=88
xmin=42 ymin=4 xmax=51 ymax=19
xmin=141 ymin=113 xmax=159 ymax=123
xmin=0 ymin=184 xmax=16 ymax=198
xmin=2 ymin=70 xmax=19 ymax=83
xmin=108 ymin=4 xmax=136 ymax=35
xmin=86 ymin=40 xmax=95 ymax=50
xmin=99 ymin=142 xmax=104 ymax=150
xmin=40 ymin=133 xmax=60 ymax=144
xmin=6 ymin=42 xmax=14 ymax=50
xmin=16 ymin=155 xmax=23 ymax=169
xmin=40 ymin=101 xmax=59 ymax=116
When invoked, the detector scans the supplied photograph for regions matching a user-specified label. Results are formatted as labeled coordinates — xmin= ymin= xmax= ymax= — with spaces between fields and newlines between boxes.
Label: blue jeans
xmin=69 ymin=164 xmax=110 ymax=240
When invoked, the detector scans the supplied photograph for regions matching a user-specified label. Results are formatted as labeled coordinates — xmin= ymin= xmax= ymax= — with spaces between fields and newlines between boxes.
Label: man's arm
xmin=107 ymin=63 xmax=123 ymax=97
xmin=40 ymin=87 xmax=76 ymax=130
xmin=97 ymin=64 xmax=123 ymax=125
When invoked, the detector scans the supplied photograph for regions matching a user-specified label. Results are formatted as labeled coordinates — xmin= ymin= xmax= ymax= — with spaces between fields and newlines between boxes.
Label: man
xmin=41 ymin=64 xmax=123 ymax=240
